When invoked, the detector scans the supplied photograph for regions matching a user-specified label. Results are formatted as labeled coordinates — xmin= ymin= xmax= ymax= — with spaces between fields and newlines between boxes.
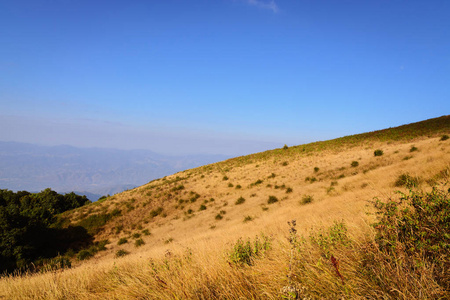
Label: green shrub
xmin=223 ymin=176 xmax=229 ymax=181
xmin=199 ymin=204 xmax=207 ymax=211
xmin=374 ymin=149 xmax=384 ymax=156
xmin=372 ymin=186 xmax=450 ymax=289
xmin=215 ymin=214 xmax=223 ymax=220
xmin=440 ymin=134 xmax=449 ymax=141
xmin=132 ymin=233 xmax=141 ymax=239
xmin=283 ymin=144 xmax=289 ymax=150
xmin=410 ymin=146 xmax=418 ymax=152
xmin=77 ymin=250 xmax=93 ymax=261
xmin=282 ymin=161 xmax=289 ymax=166
xmin=149 ymin=207 xmax=163 ymax=218
xmin=39 ymin=256 xmax=72 ymax=273
xmin=115 ymin=249 xmax=129 ymax=257
xmin=228 ymin=183 xmax=234 ymax=187
xmin=243 ymin=216 xmax=253 ymax=222
xmin=142 ymin=229 xmax=151 ymax=236
xmin=235 ymin=184 xmax=242 ymax=189
xmin=235 ymin=197 xmax=246 ymax=205
xmin=117 ymin=238 xmax=128 ymax=245
xmin=229 ymin=235 xmax=270 ymax=266
xmin=314 ymin=167 xmax=319 ymax=173
xmin=268 ymin=195 xmax=278 ymax=204
xmin=134 ymin=238 xmax=145 ymax=247
xmin=394 ymin=173 xmax=420 ymax=188
xmin=301 ymin=195 xmax=314 ymax=204
xmin=286 ymin=187 xmax=293 ymax=193
xmin=351 ymin=161 xmax=359 ymax=167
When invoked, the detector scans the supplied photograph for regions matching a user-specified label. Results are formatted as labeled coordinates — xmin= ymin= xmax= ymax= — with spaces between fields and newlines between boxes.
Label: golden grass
xmin=1 ymin=133 xmax=449 ymax=299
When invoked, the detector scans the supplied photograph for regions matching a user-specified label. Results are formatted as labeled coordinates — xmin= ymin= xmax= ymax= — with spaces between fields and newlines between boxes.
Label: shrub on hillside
xmin=301 ymin=195 xmax=314 ymax=204
xmin=235 ymin=197 xmax=246 ymax=205
xmin=370 ymin=186 xmax=450 ymax=291
xmin=351 ymin=161 xmax=359 ymax=167
xmin=268 ymin=195 xmax=278 ymax=204
xmin=394 ymin=173 xmax=421 ymax=188
xmin=229 ymin=235 xmax=270 ymax=266
xmin=440 ymin=134 xmax=449 ymax=141
xmin=374 ymin=149 xmax=384 ymax=156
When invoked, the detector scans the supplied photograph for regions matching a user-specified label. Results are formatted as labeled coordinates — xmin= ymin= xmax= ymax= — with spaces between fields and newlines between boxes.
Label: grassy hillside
xmin=1 ymin=115 xmax=449 ymax=299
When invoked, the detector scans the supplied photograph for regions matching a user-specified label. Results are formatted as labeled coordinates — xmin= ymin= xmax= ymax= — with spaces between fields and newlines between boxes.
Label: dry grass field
xmin=1 ymin=116 xmax=449 ymax=299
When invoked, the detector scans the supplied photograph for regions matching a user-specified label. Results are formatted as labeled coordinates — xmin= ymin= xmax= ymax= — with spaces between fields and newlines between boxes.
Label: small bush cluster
xmin=115 ymin=249 xmax=129 ymax=257
xmin=267 ymin=195 xmax=278 ymax=204
xmin=235 ymin=197 xmax=245 ymax=205
xmin=301 ymin=195 xmax=314 ymax=204
xmin=394 ymin=173 xmax=421 ymax=188
xmin=351 ymin=161 xmax=359 ymax=167
xmin=229 ymin=235 xmax=270 ymax=266
xmin=374 ymin=149 xmax=384 ymax=156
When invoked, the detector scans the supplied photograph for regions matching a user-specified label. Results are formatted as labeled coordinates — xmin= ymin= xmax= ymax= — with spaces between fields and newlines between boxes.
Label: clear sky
xmin=1 ymin=0 xmax=449 ymax=155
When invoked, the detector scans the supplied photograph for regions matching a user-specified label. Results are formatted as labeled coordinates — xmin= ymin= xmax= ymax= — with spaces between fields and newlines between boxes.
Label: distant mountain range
xmin=0 ymin=141 xmax=229 ymax=200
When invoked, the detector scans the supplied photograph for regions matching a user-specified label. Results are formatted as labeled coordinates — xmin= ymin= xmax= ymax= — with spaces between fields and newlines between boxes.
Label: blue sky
xmin=1 ymin=0 xmax=449 ymax=155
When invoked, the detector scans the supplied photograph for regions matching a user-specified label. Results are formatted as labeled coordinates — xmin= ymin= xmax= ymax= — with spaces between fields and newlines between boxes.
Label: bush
xmin=199 ymin=204 xmax=207 ymax=211
xmin=314 ymin=167 xmax=319 ymax=173
xmin=215 ymin=214 xmax=223 ymax=220
xmin=268 ymin=195 xmax=278 ymax=204
xmin=117 ymin=238 xmax=128 ymax=245
xmin=132 ymin=233 xmax=141 ymax=239
xmin=283 ymin=144 xmax=289 ymax=150
xmin=115 ymin=249 xmax=129 ymax=257
xmin=286 ymin=187 xmax=293 ymax=193
xmin=235 ymin=197 xmax=246 ymax=205
xmin=282 ymin=161 xmax=289 ymax=166
xmin=394 ymin=173 xmax=420 ymax=188
xmin=410 ymin=145 xmax=418 ymax=152
xmin=301 ymin=195 xmax=314 ymax=204
xmin=440 ymin=134 xmax=449 ymax=141
xmin=77 ymin=250 xmax=93 ymax=261
xmin=351 ymin=161 xmax=359 ymax=167
xmin=243 ymin=216 xmax=253 ymax=222
xmin=372 ymin=186 xmax=450 ymax=290
xmin=229 ymin=235 xmax=270 ymax=266
xmin=134 ymin=238 xmax=145 ymax=247
xmin=374 ymin=149 xmax=384 ymax=156
xmin=222 ymin=176 xmax=228 ymax=181
xmin=149 ymin=207 xmax=163 ymax=218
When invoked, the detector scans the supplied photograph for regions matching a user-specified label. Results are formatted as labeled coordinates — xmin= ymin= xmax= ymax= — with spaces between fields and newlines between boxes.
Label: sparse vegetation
xmin=351 ymin=160 xmax=359 ymax=167
xmin=235 ymin=196 xmax=246 ymax=205
xmin=374 ymin=149 xmax=384 ymax=156
xmin=228 ymin=235 xmax=270 ymax=266
xmin=394 ymin=173 xmax=421 ymax=188
xmin=301 ymin=194 xmax=314 ymax=204
xmin=267 ymin=195 xmax=278 ymax=204
xmin=440 ymin=134 xmax=449 ymax=141
xmin=117 ymin=238 xmax=128 ymax=245
xmin=134 ymin=238 xmax=145 ymax=247
xmin=115 ymin=249 xmax=129 ymax=257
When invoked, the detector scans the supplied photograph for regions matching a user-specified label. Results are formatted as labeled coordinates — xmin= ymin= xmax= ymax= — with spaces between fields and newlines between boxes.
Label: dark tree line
xmin=0 ymin=189 xmax=92 ymax=273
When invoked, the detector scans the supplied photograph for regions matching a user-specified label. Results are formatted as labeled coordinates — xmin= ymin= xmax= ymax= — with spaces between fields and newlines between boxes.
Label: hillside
xmin=1 ymin=115 xmax=449 ymax=299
